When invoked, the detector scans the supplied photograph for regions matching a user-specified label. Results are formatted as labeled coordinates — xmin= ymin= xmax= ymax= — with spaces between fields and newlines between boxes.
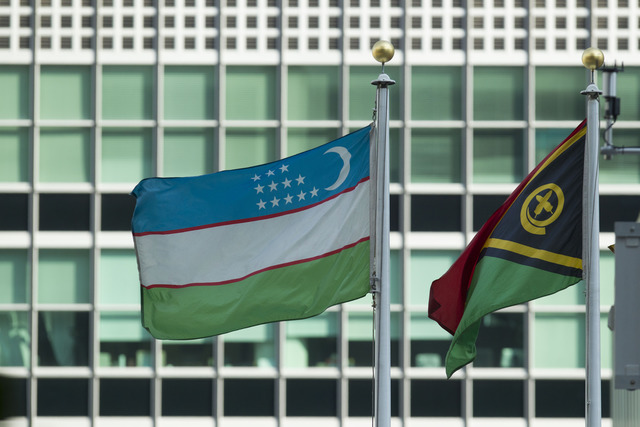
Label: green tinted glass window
xmin=534 ymin=128 xmax=573 ymax=163
xmin=599 ymin=130 xmax=640 ymax=183
xmin=287 ymin=128 xmax=339 ymax=156
xmin=534 ymin=313 xmax=584 ymax=368
xmin=615 ymin=67 xmax=640 ymax=121
xmin=163 ymin=128 xmax=214 ymax=177
xmin=99 ymin=250 xmax=140 ymax=305
xmin=39 ymin=128 xmax=91 ymax=183
xmin=102 ymin=66 xmax=154 ymax=120
xmin=284 ymin=312 xmax=337 ymax=368
xmin=535 ymin=67 xmax=586 ymax=120
xmin=0 ymin=65 xmax=29 ymax=119
xmin=99 ymin=311 xmax=151 ymax=367
xmin=0 ymin=128 xmax=29 ymax=182
xmin=412 ymin=67 xmax=462 ymax=120
xmin=164 ymin=66 xmax=215 ymax=120
xmin=225 ymin=128 xmax=276 ymax=169
xmin=412 ymin=251 xmax=459 ymax=302
xmin=226 ymin=66 xmax=276 ymax=120
xmin=38 ymin=250 xmax=90 ymax=304
xmin=349 ymin=66 xmax=401 ymax=121
xmin=474 ymin=67 xmax=525 ymax=120
xmin=224 ymin=324 xmax=275 ymax=367
xmin=288 ymin=66 xmax=339 ymax=121
xmin=534 ymin=313 xmax=610 ymax=369
xmin=473 ymin=129 xmax=525 ymax=183
xmin=411 ymin=128 xmax=462 ymax=183
xmin=0 ymin=250 xmax=29 ymax=304
xmin=40 ymin=66 xmax=91 ymax=120
xmin=0 ymin=311 xmax=30 ymax=367
xmin=101 ymin=128 xmax=152 ymax=182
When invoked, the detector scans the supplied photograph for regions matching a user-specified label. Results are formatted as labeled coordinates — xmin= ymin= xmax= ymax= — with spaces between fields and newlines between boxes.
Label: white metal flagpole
xmin=581 ymin=47 xmax=604 ymax=427
xmin=371 ymin=40 xmax=395 ymax=427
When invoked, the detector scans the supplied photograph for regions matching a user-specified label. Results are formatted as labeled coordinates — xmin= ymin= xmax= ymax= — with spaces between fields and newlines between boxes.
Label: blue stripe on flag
xmin=131 ymin=125 xmax=372 ymax=234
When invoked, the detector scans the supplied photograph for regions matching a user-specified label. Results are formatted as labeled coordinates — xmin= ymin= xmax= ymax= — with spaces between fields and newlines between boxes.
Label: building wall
xmin=2 ymin=0 xmax=640 ymax=425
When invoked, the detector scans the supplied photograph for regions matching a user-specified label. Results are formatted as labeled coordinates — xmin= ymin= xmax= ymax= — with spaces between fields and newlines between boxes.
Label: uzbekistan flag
xmin=132 ymin=126 xmax=372 ymax=340
xmin=429 ymin=121 xmax=586 ymax=378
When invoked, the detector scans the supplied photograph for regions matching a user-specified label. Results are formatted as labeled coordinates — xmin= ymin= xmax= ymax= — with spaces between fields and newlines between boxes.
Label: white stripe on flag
xmin=134 ymin=180 xmax=370 ymax=287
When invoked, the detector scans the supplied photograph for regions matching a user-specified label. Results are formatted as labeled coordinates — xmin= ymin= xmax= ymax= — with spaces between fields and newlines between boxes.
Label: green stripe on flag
xmin=445 ymin=255 xmax=581 ymax=377
xmin=141 ymin=240 xmax=370 ymax=340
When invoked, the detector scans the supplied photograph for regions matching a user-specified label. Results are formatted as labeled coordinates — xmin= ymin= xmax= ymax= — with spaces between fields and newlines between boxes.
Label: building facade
xmin=2 ymin=0 xmax=640 ymax=425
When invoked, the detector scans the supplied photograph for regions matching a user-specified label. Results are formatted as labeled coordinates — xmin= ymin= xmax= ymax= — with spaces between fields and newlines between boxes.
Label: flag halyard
xmin=428 ymin=121 xmax=587 ymax=377
xmin=133 ymin=125 xmax=373 ymax=340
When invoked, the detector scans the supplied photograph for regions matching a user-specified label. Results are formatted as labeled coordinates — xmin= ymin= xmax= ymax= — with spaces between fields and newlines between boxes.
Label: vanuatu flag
xmin=428 ymin=121 xmax=586 ymax=378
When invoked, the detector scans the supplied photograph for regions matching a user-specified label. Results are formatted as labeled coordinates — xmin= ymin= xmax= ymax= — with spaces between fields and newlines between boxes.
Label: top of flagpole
xmin=582 ymin=47 xmax=605 ymax=84
xmin=371 ymin=40 xmax=396 ymax=87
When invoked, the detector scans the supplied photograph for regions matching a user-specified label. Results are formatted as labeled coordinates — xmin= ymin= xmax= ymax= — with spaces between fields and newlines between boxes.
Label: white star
xmin=296 ymin=174 xmax=305 ymax=185
xmin=254 ymin=184 xmax=264 ymax=194
xmin=280 ymin=164 xmax=289 ymax=173
xmin=284 ymin=194 xmax=293 ymax=204
xmin=251 ymin=174 xmax=261 ymax=181
xmin=310 ymin=187 xmax=319 ymax=197
xmin=257 ymin=199 xmax=266 ymax=210
xmin=270 ymin=196 xmax=280 ymax=207
xmin=282 ymin=177 xmax=292 ymax=188
xmin=266 ymin=169 xmax=275 ymax=177
xmin=297 ymin=190 xmax=306 ymax=201
xmin=268 ymin=181 xmax=278 ymax=191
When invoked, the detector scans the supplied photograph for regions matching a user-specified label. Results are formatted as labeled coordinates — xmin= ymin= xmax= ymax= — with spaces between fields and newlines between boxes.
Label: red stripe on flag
xmin=141 ymin=236 xmax=371 ymax=289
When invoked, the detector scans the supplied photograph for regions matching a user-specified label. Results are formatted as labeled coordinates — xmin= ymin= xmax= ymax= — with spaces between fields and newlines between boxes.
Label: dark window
xmin=162 ymin=379 xmax=213 ymax=416
xmin=0 ymin=377 xmax=27 ymax=417
xmin=411 ymin=379 xmax=461 ymax=416
xmin=39 ymin=193 xmax=90 ymax=231
xmin=349 ymin=379 xmax=399 ymax=417
xmin=473 ymin=380 xmax=524 ymax=417
xmin=600 ymin=195 xmax=640 ymax=232
xmin=286 ymin=379 xmax=337 ymax=416
xmin=411 ymin=195 xmax=460 ymax=231
xmin=473 ymin=194 xmax=508 ymax=231
xmin=102 ymin=194 xmax=135 ymax=231
xmin=100 ymin=379 xmax=151 ymax=416
xmin=37 ymin=379 xmax=89 ymax=416
xmin=0 ymin=193 xmax=28 ymax=230
xmin=536 ymin=379 xmax=610 ymax=417
xmin=224 ymin=379 xmax=274 ymax=416
xmin=38 ymin=312 xmax=89 ymax=367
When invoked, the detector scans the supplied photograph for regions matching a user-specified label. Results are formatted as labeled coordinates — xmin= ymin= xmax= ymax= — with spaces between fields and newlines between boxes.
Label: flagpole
xmin=371 ymin=40 xmax=395 ymax=427
xmin=581 ymin=47 xmax=604 ymax=427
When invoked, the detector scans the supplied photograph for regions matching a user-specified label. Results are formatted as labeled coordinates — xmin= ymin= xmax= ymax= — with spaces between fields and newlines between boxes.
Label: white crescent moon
xmin=324 ymin=146 xmax=351 ymax=191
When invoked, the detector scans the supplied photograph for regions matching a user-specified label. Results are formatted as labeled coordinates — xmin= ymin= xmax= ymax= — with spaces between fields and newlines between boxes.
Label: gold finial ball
xmin=372 ymin=40 xmax=395 ymax=64
xmin=582 ymin=47 xmax=605 ymax=70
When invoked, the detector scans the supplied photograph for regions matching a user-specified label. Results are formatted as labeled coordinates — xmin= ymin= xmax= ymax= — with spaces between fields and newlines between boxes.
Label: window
xmin=411 ymin=128 xmax=462 ymax=183
xmin=226 ymin=66 xmax=276 ymax=120
xmin=284 ymin=313 xmax=337 ymax=367
xmin=474 ymin=67 xmax=525 ymax=120
xmin=225 ymin=128 xmax=276 ymax=169
xmin=164 ymin=66 xmax=215 ymax=120
xmin=39 ymin=194 xmax=90 ymax=231
xmin=101 ymin=128 xmax=152 ymax=183
xmin=102 ymin=66 xmax=154 ymax=120
xmin=535 ymin=67 xmax=586 ymax=120
xmin=163 ymin=128 xmax=214 ymax=177
xmin=473 ymin=129 xmax=525 ymax=183
xmin=40 ymin=66 xmax=91 ymax=120
xmin=412 ymin=66 xmax=463 ymax=120
xmin=287 ymin=66 xmax=339 ymax=121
